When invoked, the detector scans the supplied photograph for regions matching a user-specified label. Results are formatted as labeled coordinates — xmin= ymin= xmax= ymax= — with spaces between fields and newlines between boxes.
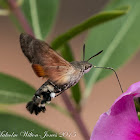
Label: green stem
xmin=61 ymin=93 xmax=90 ymax=140
xmin=29 ymin=0 xmax=42 ymax=39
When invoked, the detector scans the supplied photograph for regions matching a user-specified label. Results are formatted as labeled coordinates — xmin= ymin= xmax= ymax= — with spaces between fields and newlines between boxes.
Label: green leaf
xmin=0 ymin=112 xmax=65 ymax=140
xmin=52 ymin=6 xmax=129 ymax=50
xmin=138 ymin=115 xmax=140 ymax=121
xmin=21 ymin=0 xmax=59 ymax=40
xmin=84 ymin=0 xmax=140 ymax=99
xmin=0 ymin=73 xmax=35 ymax=104
xmin=61 ymin=44 xmax=81 ymax=106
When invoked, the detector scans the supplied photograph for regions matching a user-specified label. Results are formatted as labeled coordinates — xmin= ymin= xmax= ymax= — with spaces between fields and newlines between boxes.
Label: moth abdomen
xmin=26 ymin=80 xmax=63 ymax=115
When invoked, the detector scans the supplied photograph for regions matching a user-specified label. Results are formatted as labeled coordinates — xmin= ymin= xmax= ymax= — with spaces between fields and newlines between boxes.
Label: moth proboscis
xmin=19 ymin=33 xmax=123 ymax=115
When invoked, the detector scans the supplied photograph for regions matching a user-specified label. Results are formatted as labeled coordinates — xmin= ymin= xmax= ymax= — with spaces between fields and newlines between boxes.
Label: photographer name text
xmin=0 ymin=130 xmax=77 ymax=139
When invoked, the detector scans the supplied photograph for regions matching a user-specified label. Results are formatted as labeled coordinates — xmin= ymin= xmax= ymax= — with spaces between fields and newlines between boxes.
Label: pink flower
xmin=90 ymin=82 xmax=140 ymax=140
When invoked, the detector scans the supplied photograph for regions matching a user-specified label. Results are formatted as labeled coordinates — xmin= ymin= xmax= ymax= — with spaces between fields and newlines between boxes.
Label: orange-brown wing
xmin=20 ymin=33 xmax=75 ymax=85
xmin=44 ymin=66 xmax=76 ymax=85
xmin=20 ymin=33 xmax=70 ymax=67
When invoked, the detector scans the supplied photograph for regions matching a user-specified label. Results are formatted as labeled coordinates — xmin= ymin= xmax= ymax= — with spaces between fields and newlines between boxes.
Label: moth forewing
xmin=19 ymin=33 xmax=94 ymax=115
xmin=20 ymin=33 xmax=73 ymax=83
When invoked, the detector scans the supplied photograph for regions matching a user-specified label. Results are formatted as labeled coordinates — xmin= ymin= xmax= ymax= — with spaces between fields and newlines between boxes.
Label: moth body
xmin=20 ymin=33 xmax=102 ymax=115
xmin=63 ymin=61 xmax=93 ymax=88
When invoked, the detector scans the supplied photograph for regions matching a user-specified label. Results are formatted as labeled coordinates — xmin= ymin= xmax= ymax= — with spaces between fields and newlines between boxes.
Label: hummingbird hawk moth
xmin=20 ymin=33 xmax=122 ymax=115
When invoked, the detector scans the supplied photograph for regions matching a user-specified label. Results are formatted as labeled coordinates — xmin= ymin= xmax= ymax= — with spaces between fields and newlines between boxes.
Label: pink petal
xmin=90 ymin=81 xmax=140 ymax=140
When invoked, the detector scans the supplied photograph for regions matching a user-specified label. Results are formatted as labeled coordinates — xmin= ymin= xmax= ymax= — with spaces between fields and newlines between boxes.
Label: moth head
xmin=82 ymin=44 xmax=103 ymax=73
xmin=80 ymin=61 xmax=93 ymax=73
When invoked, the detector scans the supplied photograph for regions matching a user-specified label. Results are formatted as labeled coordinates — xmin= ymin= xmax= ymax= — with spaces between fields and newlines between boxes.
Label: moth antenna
xmin=87 ymin=50 xmax=103 ymax=62
xmin=93 ymin=66 xmax=123 ymax=93
xmin=83 ymin=44 xmax=85 ymax=61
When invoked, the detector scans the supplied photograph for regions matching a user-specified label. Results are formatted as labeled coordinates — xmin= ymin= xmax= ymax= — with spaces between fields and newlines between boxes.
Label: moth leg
xmin=45 ymin=81 xmax=63 ymax=98
xmin=54 ymin=84 xmax=68 ymax=97
xmin=48 ymin=80 xmax=62 ymax=92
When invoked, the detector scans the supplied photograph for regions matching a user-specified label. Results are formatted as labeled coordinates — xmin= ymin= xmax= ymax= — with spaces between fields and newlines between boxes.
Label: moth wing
xmin=20 ymin=33 xmax=70 ymax=67
xmin=32 ymin=64 xmax=46 ymax=77
xmin=20 ymin=33 xmax=75 ymax=85
xmin=44 ymin=66 xmax=76 ymax=85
